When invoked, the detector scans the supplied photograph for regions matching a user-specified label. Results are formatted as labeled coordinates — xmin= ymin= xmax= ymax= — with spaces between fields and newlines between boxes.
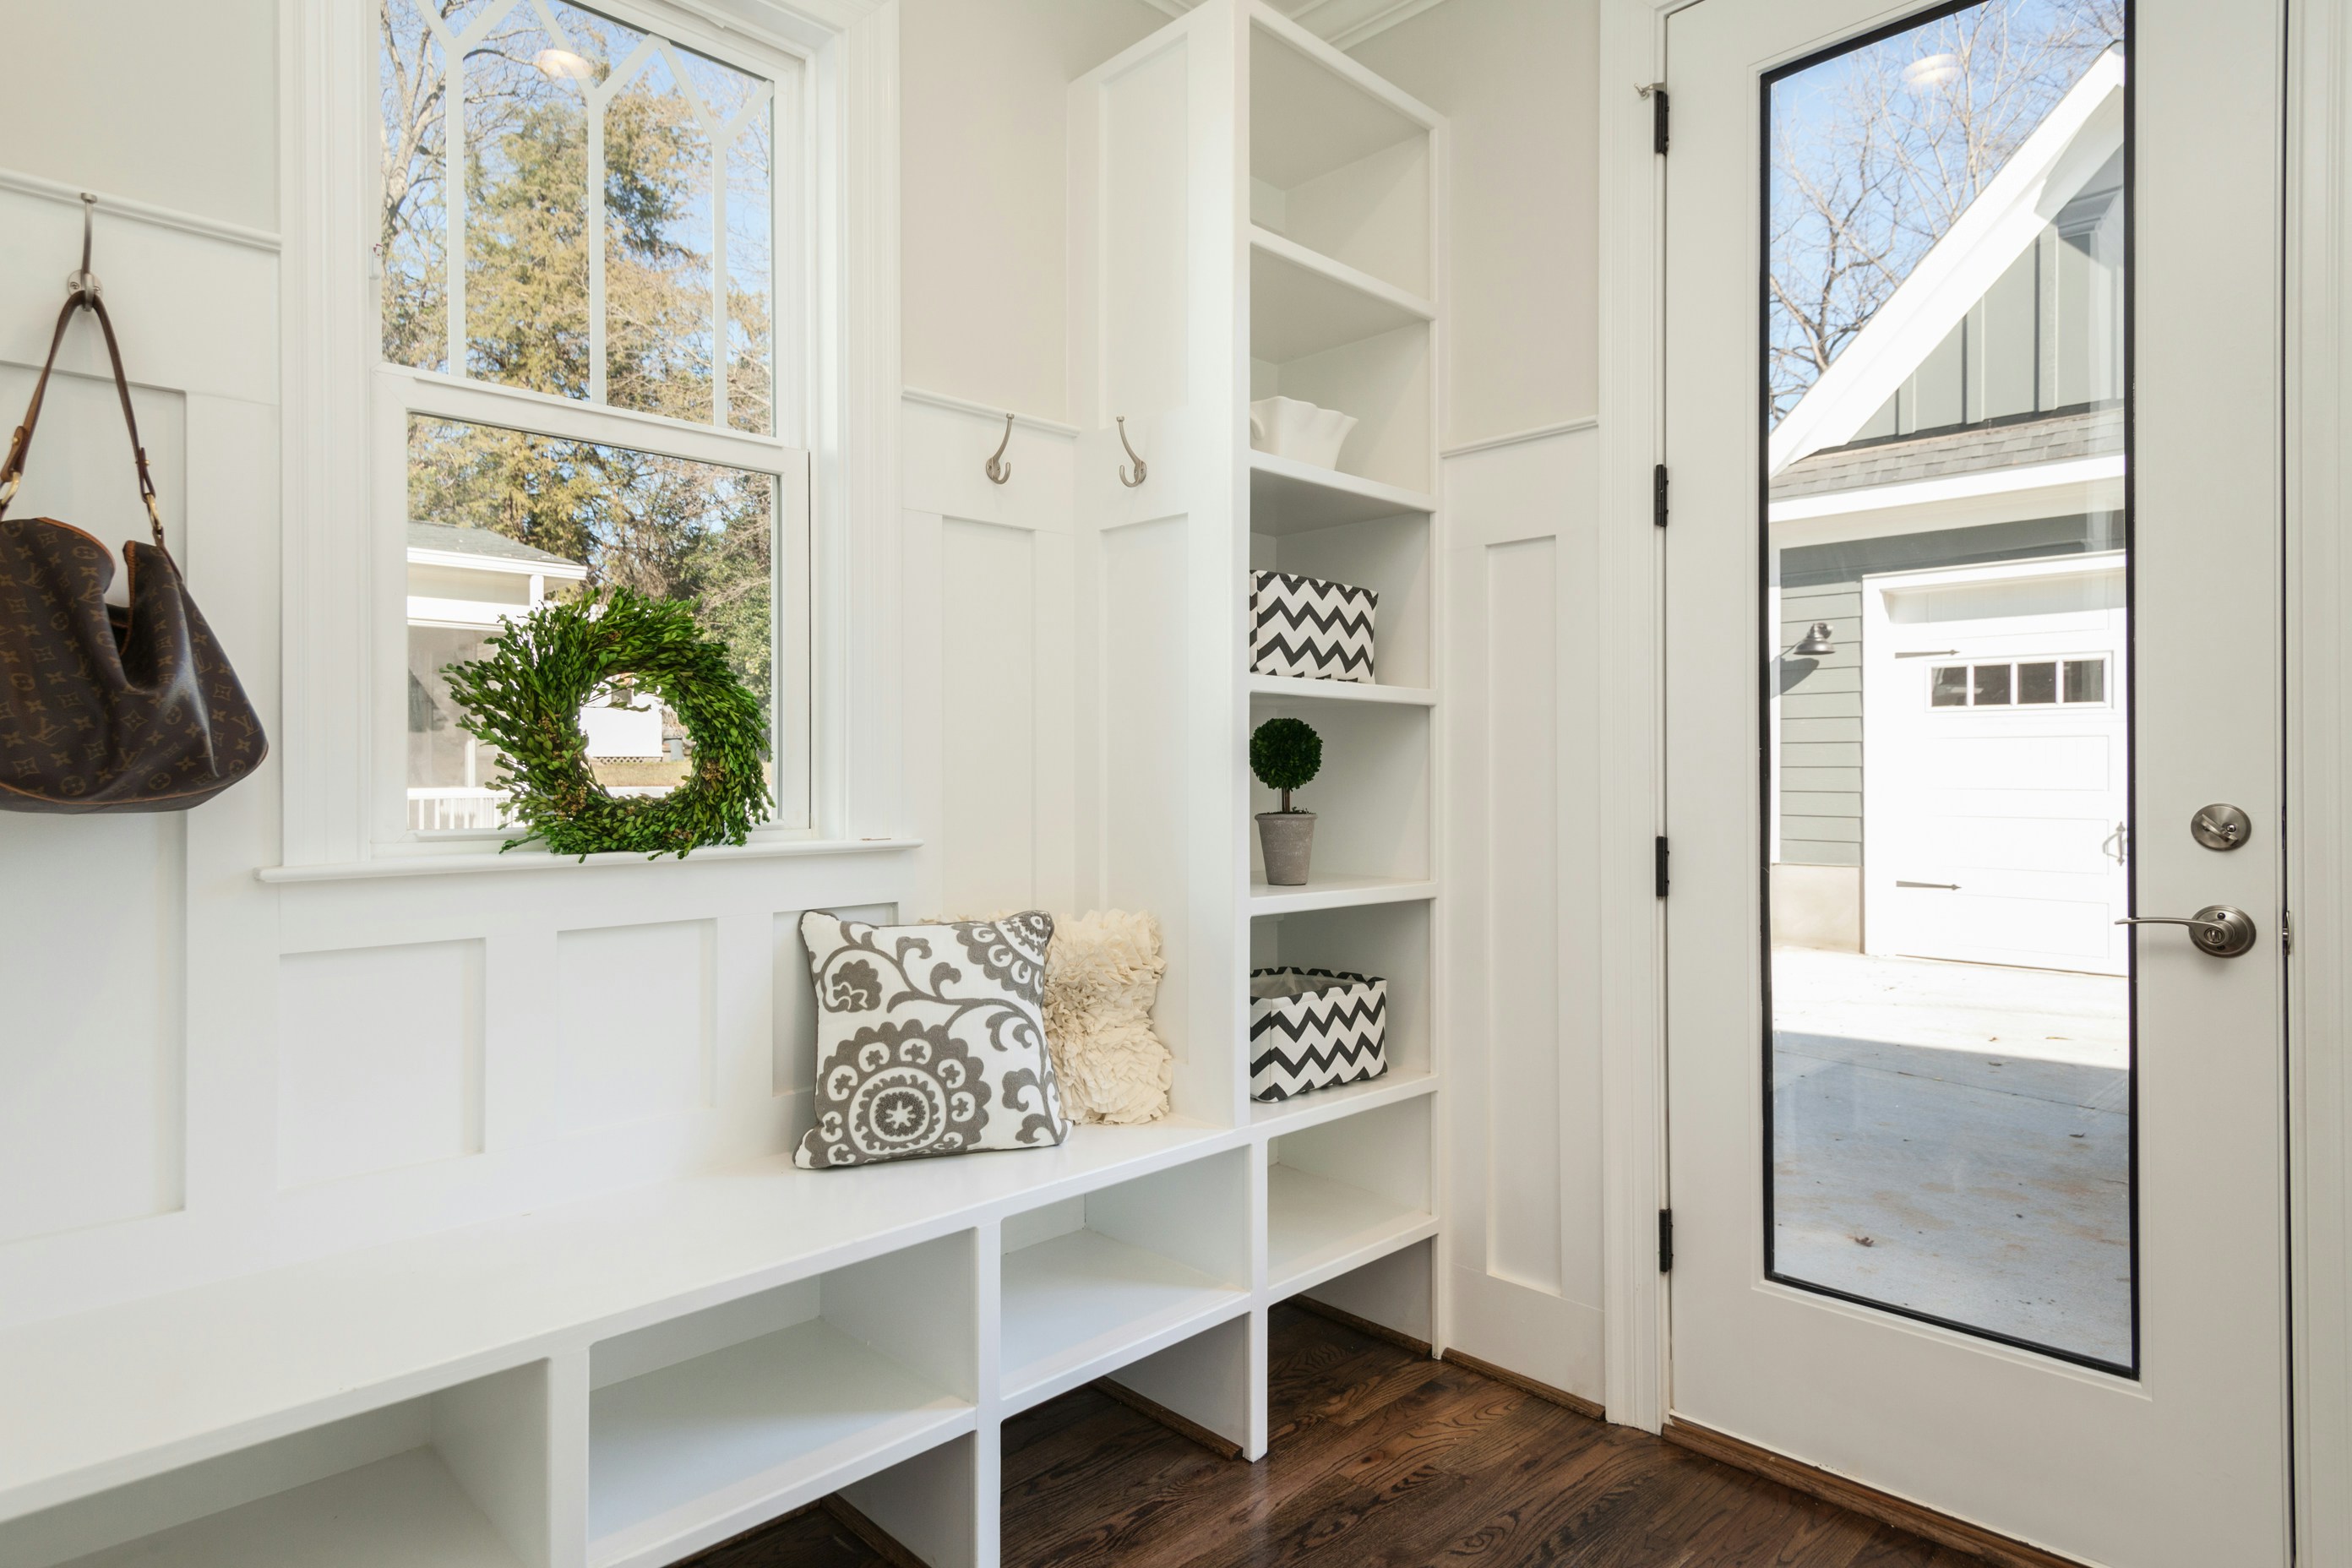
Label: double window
xmin=378 ymin=0 xmax=810 ymax=839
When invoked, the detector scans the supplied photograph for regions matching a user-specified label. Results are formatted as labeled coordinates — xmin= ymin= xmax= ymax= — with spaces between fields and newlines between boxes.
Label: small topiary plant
xmin=1250 ymin=716 xmax=1322 ymax=813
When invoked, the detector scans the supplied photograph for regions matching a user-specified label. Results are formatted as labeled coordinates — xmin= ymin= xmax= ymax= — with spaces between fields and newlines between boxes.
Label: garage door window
xmin=1930 ymin=656 xmax=2109 ymax=709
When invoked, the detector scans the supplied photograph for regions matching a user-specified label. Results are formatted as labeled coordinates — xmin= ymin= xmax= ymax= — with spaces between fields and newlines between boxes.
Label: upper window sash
xmin=377 ymin=0 xmax=806 ymax=444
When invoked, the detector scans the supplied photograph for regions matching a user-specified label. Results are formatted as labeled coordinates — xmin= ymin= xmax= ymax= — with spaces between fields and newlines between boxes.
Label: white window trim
xmin=280 ymin=0 xmax=900 ymax=869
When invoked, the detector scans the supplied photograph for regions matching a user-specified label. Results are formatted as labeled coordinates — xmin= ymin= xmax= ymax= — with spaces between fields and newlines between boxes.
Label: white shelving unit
xmin=0 ymin=8 xmax=1446 ymax=1568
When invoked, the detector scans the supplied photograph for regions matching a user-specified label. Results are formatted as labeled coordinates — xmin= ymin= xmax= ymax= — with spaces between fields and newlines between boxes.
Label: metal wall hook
xmin=984 ymin=412 xmax=1013 ymax=485
xmin=66 ymin=193 xmax=101 ymax=306
xmin=1116 ymin=416 xmax=1147 ymax=487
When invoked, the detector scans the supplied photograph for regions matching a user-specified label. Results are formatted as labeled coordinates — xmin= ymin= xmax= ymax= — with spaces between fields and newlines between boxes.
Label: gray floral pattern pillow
xmin=796 ymin=909 xmax=1070 ymax=1168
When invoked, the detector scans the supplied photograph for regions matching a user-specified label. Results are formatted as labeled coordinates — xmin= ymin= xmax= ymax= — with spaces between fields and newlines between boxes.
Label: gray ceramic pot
xmin=1255 ymin=810 xmax=1316 ymax=885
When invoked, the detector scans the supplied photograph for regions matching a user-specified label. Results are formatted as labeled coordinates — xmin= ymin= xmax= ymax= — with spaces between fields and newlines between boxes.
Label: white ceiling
xmin=1142 ymin=0 xmax=1454 ymax=52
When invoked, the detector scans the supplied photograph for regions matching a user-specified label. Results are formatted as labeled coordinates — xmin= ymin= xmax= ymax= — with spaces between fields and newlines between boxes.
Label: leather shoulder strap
xmin=0 ymin=294 xmax=166 ymax=553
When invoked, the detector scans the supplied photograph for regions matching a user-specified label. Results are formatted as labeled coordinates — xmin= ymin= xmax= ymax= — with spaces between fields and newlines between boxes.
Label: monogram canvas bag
xmin=0 ymin=293 xmax=264 ymax=812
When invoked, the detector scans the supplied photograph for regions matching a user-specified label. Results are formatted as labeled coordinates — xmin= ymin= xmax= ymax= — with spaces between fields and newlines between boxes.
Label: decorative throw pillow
xmin=1042 ymin=910 xmax=1173 ymax=1125
xmin=797 ymin=910 xmax=1070 ymax=1168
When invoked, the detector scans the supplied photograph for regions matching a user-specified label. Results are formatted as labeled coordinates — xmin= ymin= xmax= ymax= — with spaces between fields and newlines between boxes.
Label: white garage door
xmin=1862 ymin=556 xmax=2128 ymax=976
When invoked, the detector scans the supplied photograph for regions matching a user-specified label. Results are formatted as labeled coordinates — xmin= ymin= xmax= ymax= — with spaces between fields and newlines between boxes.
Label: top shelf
xmin=1250 ymin=229 xmax=1434 ymax=364
xmin=1249 ymin=12 xmax=1436 ymax=192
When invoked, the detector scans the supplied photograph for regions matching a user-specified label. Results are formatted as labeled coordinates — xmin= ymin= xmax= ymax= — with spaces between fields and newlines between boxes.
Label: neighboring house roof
xmin=406 ymin=521 xmax=588 ymax=576
xmin=1769 ymin=49 xmax=2126 ymax=476
xmin=1771 ymin=405 xmax=2122 ymax=501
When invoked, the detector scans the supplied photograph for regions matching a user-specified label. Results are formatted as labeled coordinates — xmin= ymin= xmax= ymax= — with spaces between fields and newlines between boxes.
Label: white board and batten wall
xmin=0 ymin=3 xmax=1449 ymax=1568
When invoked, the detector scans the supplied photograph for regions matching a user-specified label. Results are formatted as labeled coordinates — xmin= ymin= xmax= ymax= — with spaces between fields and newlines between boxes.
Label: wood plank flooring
xmin=693 ymin=1303 xmax=1984 ymax=1567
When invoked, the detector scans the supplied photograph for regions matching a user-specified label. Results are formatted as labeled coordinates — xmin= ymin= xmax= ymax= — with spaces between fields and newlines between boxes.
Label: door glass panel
xmin=1765 ymin=0 xmax=2132 ymax=1370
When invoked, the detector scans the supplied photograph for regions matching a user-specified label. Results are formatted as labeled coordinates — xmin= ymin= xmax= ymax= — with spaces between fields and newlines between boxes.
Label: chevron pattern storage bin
xmin=1250 ymin=569 xmax=1377 ymax=683
xmin=1250 ymin=967 xmax=1388 ymax=1102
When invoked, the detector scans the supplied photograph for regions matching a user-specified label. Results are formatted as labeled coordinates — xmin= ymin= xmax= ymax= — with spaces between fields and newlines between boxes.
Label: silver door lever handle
xmin=2115 ymin=904 xmax=2257 ymax=957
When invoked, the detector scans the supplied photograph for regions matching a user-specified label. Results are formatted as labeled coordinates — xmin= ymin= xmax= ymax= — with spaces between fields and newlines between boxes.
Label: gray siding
xmin=1778 ymin=580 xmax=1863 ymax=867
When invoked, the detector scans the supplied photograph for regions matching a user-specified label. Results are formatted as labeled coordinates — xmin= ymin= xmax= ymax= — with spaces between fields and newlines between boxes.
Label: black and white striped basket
xmin=1249 ymin=967 xmax=1388 ymax=1102
xmin=1250 ymin=569 xmax=1376 ymax=683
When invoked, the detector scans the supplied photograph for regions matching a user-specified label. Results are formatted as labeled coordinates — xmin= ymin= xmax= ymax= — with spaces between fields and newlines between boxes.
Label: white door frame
xmin=1596 ymin=0 xmax=2350 ymax=1554
xmin=2286 ymin=0 xmax=2352 ymax=1560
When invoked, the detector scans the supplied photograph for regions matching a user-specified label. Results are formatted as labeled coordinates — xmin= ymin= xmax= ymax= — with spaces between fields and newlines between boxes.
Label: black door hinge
xmin=1654 ymin=836 xmax=1670 ymax=897
xmin=1652 ymin=463 xmax=1669 ymax=528
xmin=1653 ymin=88 xmax=1670 ymax=155
xmin=1658 ymin=1208 xmax=1674 ymax=1272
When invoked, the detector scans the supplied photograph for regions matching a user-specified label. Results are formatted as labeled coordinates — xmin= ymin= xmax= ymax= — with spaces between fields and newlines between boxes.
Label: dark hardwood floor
xmin=694 ymin=1304 xmax=1982 ymax=1567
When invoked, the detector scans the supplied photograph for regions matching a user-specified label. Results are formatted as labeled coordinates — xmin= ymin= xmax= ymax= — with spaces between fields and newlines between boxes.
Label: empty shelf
xmin=588 ymin=1317 xmax=971 ymax=1567
xmin=1000 ymin=1229 xmax=1244 ymax=1401
xmin=1250 ymin=228 xmax=1434 ymax=362
xmin=62 ymin=1449 xmax=523 ymax=1568
xmin=1266 ymin=1165 xmax=1436 ymax=1294
xmin=1249 ymin=450 xmax=1435 ymax=535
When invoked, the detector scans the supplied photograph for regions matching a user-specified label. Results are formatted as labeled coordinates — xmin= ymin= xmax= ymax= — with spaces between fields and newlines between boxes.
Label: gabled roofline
xmin=1769 ymin=49 xmax=2126 ymax=476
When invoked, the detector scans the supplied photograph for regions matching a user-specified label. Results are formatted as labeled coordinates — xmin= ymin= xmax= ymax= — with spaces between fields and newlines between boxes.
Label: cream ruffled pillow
xmin=946 ymin=908 xmax=1172 ymax=1124
xmin=1043 ymin=910 xmax=1173 ymax=1124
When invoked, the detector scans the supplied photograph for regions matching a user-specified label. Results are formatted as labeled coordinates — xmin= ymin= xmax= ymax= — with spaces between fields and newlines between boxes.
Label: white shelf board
xmin=0 ymin=1119 xmax=1235 ymax=1522
xmin=1250 ymin=227 xmax=1434 ymax=363
xmin=1248 ymin=449 xmax=1434 ymax=535
xmin=1249 ymin=873 xmax=1437 ymax=917
xmin=1250 ymin=1068 xmax=1437 ymax=1135
xmin=588 ymin=1317 xmax=971 ymax=1568
xmin=1266 ymin=1165 xmax=1437 ymax=1297
xmin=999 ymin=1229 xmax=1246 ymax=1406
xmin=1249 ymin=673 xmax=1434 ymax=707
xmin=61 ymin=1448 xmax=523 ymax=1568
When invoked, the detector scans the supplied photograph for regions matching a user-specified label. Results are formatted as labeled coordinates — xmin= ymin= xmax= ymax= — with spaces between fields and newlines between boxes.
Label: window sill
xmin=254 ymin=836 xmax=922 ymax=885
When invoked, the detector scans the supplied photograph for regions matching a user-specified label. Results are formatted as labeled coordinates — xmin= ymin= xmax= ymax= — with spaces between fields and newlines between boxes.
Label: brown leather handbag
xmin=0 ymin=293 xmax=264 ymax=813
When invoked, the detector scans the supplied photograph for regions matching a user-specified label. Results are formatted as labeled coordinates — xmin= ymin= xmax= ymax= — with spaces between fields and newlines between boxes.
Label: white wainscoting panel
xmin=942 ymin=520 xmax=1043 ymax=913
xmin=1441 ymin=424 xmax=1605 ymax=1402
xmin=0 ymin=814 xmax=185 ymax=1246
xmin=275 ymin=940 xmax=483 ymax=1189
xmin=1482 ymin=536 xmax=1563 ymax=1293
xmin=555 ymin=921 xmax=718 ymax=1135
xmin=901 ymin=389 xmax=1077 ymax=924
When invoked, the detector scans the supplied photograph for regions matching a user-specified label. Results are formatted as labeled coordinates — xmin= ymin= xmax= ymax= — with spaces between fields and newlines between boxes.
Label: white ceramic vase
xmin=1249 ymin=396 xmax=1358 ymax=471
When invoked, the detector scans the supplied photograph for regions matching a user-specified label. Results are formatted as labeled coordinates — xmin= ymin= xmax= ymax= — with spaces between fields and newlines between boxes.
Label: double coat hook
xmin=1116 ymin=416 xmax=1147 ymax=487
xmin=983 ymin=412 xmax=1013 ymax=485
xmin=67 ymin=193 xmax=101 ymax=306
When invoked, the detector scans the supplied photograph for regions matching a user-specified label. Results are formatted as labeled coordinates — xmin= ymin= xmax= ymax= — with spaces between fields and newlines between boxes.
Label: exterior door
xmin=1663 ymin=1 xmax=2290 ymax=1564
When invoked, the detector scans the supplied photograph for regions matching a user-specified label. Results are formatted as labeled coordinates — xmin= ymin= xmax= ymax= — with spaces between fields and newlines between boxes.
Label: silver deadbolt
xmin=2115 ymin=904 xmax=2257 ymax=957
xmin=2191 ymin=803 xmax=2252 ymax=851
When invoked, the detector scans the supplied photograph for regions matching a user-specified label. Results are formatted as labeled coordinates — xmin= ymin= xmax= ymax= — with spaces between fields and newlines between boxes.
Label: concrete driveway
xmin=1770 ymin=947 xmax=2132 ymax=1366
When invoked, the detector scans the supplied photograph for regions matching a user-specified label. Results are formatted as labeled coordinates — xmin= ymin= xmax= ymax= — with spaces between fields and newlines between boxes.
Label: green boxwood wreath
xmin=444 ymin=587 xmax=771 ymax=860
